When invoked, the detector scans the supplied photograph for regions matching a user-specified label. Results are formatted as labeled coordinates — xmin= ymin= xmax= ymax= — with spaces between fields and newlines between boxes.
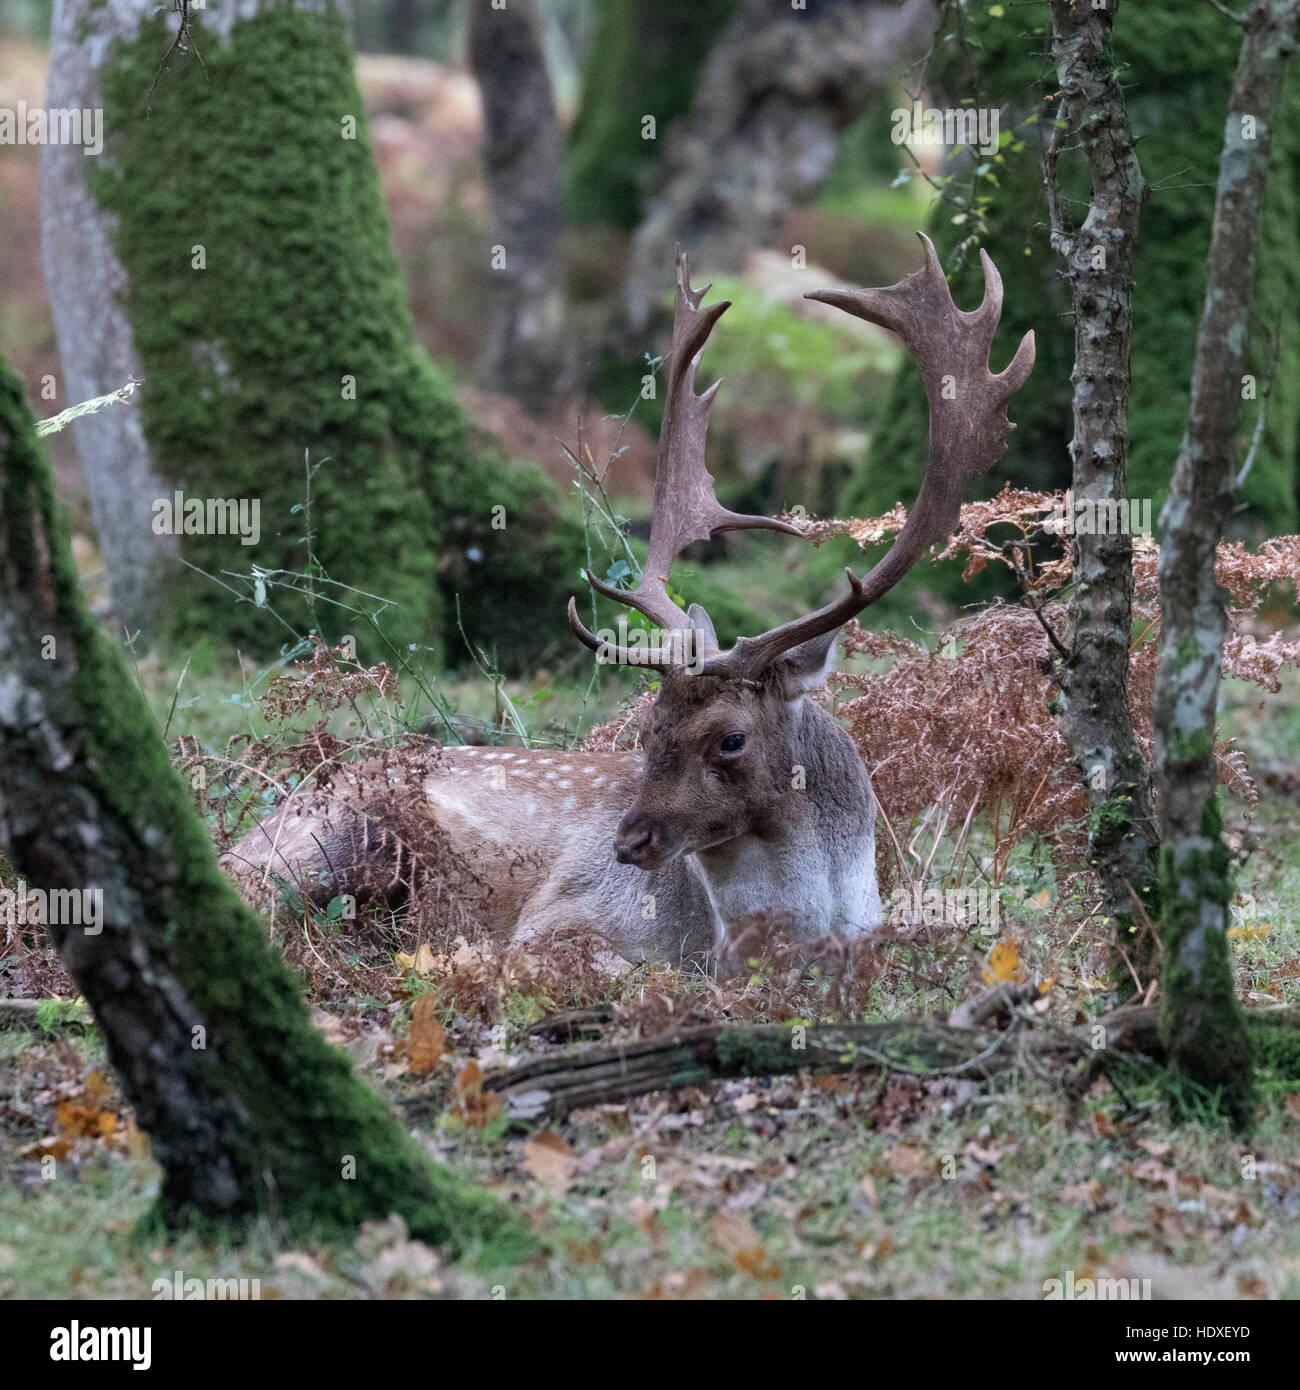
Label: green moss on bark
xmin=1246 ymin=1014 xmax=1300 ymax=1084
xmin=564 ymin=0 xmax=739 ymax=229
xmin=1157 ymin=795 xmax=1254 ymax=1130
xmin=842 ymin=2 xmax=1300 ymax=551
xmin=91 ymin=6 xmax=581 ymax=669
xmin=1 ymin=356 xmax=530 ymax=1259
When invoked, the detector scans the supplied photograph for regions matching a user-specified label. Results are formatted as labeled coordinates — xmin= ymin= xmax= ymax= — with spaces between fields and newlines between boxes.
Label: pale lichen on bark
xmin=1154 ymin=0 xmax=1300 ymax=1125
xmin=1047 ymin=0 xmax=1160 ymax=985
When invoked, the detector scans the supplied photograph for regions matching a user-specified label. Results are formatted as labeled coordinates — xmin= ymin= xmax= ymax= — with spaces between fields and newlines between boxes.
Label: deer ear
xmin=773 ymin=629 xmax=839 ymax=696
xmin=686 ymin=603 xmax=718 ymax=652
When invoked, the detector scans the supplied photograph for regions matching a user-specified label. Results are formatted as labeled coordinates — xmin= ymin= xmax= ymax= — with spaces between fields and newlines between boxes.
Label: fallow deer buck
xmin=223 ymin=235 xmax=1033 ymax=969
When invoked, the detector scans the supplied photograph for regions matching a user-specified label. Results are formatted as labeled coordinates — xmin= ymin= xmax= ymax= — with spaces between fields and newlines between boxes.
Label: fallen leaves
xmin=523 ymin=1131 xmax=576 ymax=1191
xmin=21 ymin=1067 xmax=142 ymax=1162
xmin=640 ymin=1267 xmax=712 ymax=1299
xmin=354 ymin=1215 xmax=442 ymax=1297
xmin=449 ymin=1060 xmax=501 ymax=1128
xmin=406 ymin=995 xmax=446 ymax=1076
xmin=1061 ymin=1179 xmax=1108 ymax=1212
xmin=395 ymin=943 xmax=437 ymax=976
xmin=396 ymin=936 xmax=543 ymax=994
xmin=1227 ymin=922 xmax=1271 ymax=942
xmin=883 ymin=1142 xmax=933 ymax=1180
xmin=982 ymin=937 xmax=1027 ymax=985
xmin=711 ymin=1210 xmax=782 ymax=1281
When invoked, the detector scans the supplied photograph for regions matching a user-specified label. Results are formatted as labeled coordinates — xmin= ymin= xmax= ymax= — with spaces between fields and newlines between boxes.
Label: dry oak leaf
xmin=734 ymin=1245 xmax=782 ymax=1281
xmin=1061 ymin=1179 xmax=1107 ymax=1211
xmin=1227 ymin=923 xmax=1271 ymax=942
xmin=711 ymin=1207 xmax=780 ymax=1280
xmin=81 ymin=1068 xmax=115 ymax=1109
xmin=884 ymin=1143 xmax=933 ymax=1180
xmin=451 ymin=1060 xmax=501 ymax=1127
xmin=711 ymin=1209 xmax=762 ymax=1258
xmin=406 ymin=995 xmax=446 ymax=1076
xmin=395 ymin=942 xmax=437 ymax=976
xmin=523 ymin=1131 xmax=576 ymax=1191
xmin=983 ymin=938 xmax=1027 ymax=985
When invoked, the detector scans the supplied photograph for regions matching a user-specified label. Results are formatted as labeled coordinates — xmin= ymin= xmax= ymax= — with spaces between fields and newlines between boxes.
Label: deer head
xmin=570 ymin=237 xmax=1035 ymax=880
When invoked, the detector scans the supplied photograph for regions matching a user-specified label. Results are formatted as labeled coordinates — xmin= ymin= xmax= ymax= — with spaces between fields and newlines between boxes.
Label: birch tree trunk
xmin=41 ymin=0 xmax=175 ymax=639
xmin=0 ymin=355 xmax=527 ymax=1256
xmin=1046 ymin=0 xmax=1160 ymax=988
xmin=1154 ymin=0 xmax=1300 ymax=1125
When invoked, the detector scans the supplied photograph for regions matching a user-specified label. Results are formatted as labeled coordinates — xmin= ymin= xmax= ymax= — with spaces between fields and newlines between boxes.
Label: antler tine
xmin=704 ymin=232 xmax=1035 ymax=680
xmin=568 ymin=243 xmax=801 ymax=669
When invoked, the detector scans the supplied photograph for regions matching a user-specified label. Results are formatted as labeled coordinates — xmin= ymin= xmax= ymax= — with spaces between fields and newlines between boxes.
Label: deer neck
xmin=690 ymin=699 xmax=880 ymax=940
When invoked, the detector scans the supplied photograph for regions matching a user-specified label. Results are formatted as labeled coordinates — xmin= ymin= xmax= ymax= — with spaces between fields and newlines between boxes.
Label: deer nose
xmin=614 ymin=813 xmax=656 ymax=867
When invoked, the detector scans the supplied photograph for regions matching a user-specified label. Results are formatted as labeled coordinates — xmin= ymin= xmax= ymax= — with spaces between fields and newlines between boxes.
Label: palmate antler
xmin=568 ymin=245 xmax=801 ymax=665
xmin=568 ymin=233 xmax=1035 ymax=677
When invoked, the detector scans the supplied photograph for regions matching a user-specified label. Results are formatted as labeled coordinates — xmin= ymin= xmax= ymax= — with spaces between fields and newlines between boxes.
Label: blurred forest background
xmin=2 ymin=0 xmax=1294 ymax=709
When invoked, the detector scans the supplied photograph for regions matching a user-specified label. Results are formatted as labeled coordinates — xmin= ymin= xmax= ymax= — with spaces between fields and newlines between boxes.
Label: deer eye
xmin=719 ymin=732 xmax=746 ymax=754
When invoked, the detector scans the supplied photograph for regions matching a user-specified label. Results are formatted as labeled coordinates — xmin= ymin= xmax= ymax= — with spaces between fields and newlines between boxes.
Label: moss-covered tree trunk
xmin=41 ymin=0 xmax=176 ymax=640
xmin=1155 ymin=0 xmax=1300 ymax=1127
xmin=1046 ymin=0 xmax=1160 ymax=987
xmin=467 ymin=0 xmax=566 ymax=415
xmin=0 ymin=356 xmax=527 ymax=1256
xmin=41 ymin=0 xmax=583 ymax=666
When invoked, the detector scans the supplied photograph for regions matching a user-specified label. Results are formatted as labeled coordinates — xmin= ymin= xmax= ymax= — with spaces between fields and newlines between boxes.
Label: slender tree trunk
xmin=843 ymin=2 xmax=1300 ymax=540
xmin=41 ymin=0 xmax=175 ymax=639
xmin=467 ymin=0 xmax=567 ymax=414
xmin=1154 ymin=0 xmax=1300 ymax=1126
xmin=1046 ymin=0 xmax=1160 ymax=990
xmin=0 ymin=357 xmax=527 ymax=1256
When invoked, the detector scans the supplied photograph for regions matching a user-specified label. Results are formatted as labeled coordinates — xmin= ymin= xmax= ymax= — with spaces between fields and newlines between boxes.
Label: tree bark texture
xmin=0 ymin=355 xmax=526 ymax=1256
xmin=1154 ymin=0 xmax=1300 ymax=1126
xmin=1047 ymin=0 xmax=1160 ymax=985
xmin=467 ymin=0 xmax=567 ymax=414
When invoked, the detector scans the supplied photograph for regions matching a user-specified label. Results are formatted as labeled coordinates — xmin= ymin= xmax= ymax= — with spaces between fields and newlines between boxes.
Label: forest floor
xmin=1 ymin=665 xmax=1298 ymax=1301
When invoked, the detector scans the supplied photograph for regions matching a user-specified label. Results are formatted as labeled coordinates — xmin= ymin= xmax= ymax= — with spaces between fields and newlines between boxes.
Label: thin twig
xmin=1203 ymin=0 xmax=1249 ymax=24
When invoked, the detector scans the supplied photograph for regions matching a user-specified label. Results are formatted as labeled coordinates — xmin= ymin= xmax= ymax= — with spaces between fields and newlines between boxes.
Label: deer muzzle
xmin=613 ymin=811 xmax=659 ymax=868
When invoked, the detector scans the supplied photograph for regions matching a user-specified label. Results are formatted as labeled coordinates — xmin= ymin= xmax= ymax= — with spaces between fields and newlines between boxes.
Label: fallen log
xmin=0 ymin=998 xmax=93 ymax=1032
xmin=476 ymin=1003 xmax=1300 ymax=1127
xmin=525 ymin=1005 xmax=620 ymax=1044
xmin=481 ymin=1018 xmax=1075 ymax=1126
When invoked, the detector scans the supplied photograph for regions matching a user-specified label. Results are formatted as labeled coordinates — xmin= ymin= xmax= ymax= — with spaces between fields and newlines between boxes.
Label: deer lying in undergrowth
xmin=221 ymin=237 xmax=1035 ymax=969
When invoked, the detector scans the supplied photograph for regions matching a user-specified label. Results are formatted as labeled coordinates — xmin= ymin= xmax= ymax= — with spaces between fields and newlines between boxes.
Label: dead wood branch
xmin=0 ymin=998 xmax=93 ymax=1032
xmin=947 ymin=979 xmax=1039 ymax=1030
xmin=472 ymin=1003 xmax=1300 ymax=1127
